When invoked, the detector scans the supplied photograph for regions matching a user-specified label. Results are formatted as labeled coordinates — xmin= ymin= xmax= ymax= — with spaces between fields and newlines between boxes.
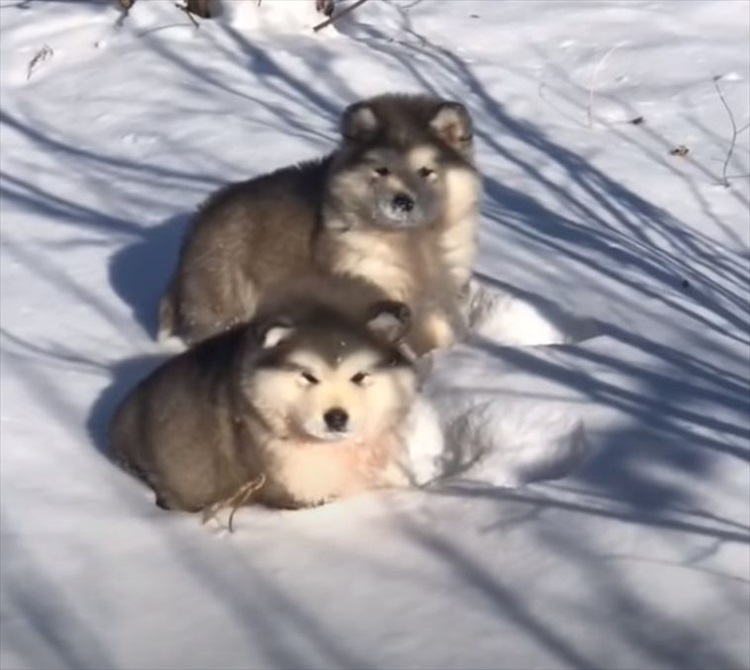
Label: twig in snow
xmin=185 ymin=0 xmax=212 ymax=18
xmin=175 ymin=2 xmax=200 ymax=28
xmin=26 ymin=44 xmax=53 ymax=81
xmin=586 ymin=43 xmax=625 ymax=129
xmin=200 ymin=474 xmax=266 ymax=533
xmin=115 ymin=0 xmax=134 ymax=27
xmin=713 ymin=75 xmax=750 ymax=187
xmin=313 ymin=0 xmax=370 ymax=33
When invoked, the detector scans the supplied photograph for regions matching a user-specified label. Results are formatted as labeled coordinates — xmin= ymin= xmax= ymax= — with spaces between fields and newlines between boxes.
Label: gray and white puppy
xmin=159 ymin=93 xmax=482 ymax=355
xmin=112 ymin=294 xmax=419 ymax=512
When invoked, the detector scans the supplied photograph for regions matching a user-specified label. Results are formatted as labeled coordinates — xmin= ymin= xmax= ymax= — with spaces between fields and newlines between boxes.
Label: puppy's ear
xmin=256 ymin=317 xmax=295 ymax=349
xmin=341 ymin=101 xmax=379 ymax=143
xmin=429 ymin=102 xmax=473 ymax=152
xmin=366 ymin=301 xmax=411 ymax=343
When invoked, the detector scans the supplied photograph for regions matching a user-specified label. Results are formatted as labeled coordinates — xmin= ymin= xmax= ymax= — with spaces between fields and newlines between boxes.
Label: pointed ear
xmin=341 ymin=101 xmax=379 ymax=143
xmin=256 ymin=317 xmax=295 ymax=349
xmin=366 ymin=301 xmax=411 ymax=343
xmin=429 ymin=102 xmax=473 ymax=152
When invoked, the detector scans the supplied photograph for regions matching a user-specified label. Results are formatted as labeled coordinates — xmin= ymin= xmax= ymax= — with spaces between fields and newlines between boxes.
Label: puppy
xmin=113 ymin=297 xmax=420 ymax=512
xmin=159 ymin=93 xmax=482 ymax=354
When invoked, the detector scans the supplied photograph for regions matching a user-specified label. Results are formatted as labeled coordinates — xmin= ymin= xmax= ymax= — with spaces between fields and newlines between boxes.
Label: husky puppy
xmin=158 ymin=93 xmax=481 ymax=354
xmin=111 ymin=297 xmax=419 ymax=512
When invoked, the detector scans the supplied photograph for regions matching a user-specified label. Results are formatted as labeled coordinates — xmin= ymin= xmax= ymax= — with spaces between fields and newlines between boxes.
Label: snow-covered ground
xmin=1 ymin=1 xmax=749 ymax=668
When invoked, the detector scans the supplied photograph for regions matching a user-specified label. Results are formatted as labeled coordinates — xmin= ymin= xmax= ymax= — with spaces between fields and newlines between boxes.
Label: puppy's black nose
xmin=392 ymin=193 xmax=415 ymax=213
xmin=324 ymin=408 xmax=349 ymax=432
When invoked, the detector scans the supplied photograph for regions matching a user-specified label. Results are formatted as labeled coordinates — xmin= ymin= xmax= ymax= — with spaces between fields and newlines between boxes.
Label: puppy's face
xmin=327 ymin=144 xmax=448 ymax=230
xmin=244 ymin=305 xmax=417 ymax=443
xmin=253 ymin=347 xmax=416 ymax=443
xmin=324 ymin=98 xmax=477 ymax=231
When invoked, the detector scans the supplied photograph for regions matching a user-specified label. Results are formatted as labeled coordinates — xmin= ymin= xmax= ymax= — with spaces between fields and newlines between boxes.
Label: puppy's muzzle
xmin=324 ymin=408 xmax=349 ymax=433
xmin=391 ymin=192 xmax=415 ymax=213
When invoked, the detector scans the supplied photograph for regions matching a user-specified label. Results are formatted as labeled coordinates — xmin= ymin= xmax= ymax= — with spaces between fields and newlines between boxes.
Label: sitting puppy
xmin=111 ymin=295 xmax=420 ymax=513
xmin=159 ymin=93 xmax=481 ymax=355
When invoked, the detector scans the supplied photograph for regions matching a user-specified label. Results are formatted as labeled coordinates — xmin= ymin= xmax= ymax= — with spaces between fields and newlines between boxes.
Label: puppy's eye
xmin=350 ymin=372 xmax=370 ymax=385
xmin=418 ymin=167 xmax=435 ymax=178
xmin=374 ymin=167 xmax=390 ymax=177
xmin=300 ymin=371 xmax=319 ymax=385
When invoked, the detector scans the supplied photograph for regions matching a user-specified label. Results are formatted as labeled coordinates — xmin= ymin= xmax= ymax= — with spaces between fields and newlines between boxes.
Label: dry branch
xmin=713 ymin=76 xmax=750 ymax=187
xmin=26 ymin=44 xmax=53 ymax=81
xmin=175 ymin=2 xmax=201 ymax=28
xmin=201 ymin=475 xmax=266 ymax=533
xmin=313 ymin=0 xmax=370 ymax=32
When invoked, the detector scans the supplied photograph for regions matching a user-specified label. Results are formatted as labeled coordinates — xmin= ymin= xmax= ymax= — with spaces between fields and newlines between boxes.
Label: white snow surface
xmin=1 ymin=1 xmax=749 ymax=669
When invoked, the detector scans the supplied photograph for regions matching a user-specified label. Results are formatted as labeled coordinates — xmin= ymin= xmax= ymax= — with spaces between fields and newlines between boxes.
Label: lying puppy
xmin=112 ymin=295 xmax=420 ymax=515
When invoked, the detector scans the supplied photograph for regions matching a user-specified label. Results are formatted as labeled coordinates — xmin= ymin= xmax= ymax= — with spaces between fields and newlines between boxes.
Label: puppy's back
xmin=110 ymin=328 xmax=261 ymax=511
xmin=161 ymin=157 xmax=332 ymax=345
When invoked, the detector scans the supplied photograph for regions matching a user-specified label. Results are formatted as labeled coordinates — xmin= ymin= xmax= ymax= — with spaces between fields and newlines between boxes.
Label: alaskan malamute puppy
xmin=159 ymin=93 xmax=481 ymax=354
xmin=111 ymin=295 xmax=419 ymax=513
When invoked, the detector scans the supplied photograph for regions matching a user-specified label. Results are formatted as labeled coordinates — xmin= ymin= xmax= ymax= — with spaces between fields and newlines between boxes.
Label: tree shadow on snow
xmin=108 ymin=213 xmax=189 ymax=339
xmin=85 ymin=353 xmax=169 ymax=461
xmin=392 ymin=484 xmax=748 ymax=670
xmin=2 ymin=7 xmax=749 ymax=669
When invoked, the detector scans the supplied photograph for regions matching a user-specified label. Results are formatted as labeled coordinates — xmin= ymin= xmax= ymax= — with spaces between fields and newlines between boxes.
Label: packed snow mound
xmin=400 ymin=283 xmax=598 ymax=489
xmin=408 ymin=346 xmax=592 ymax=488
xmin=216 ymin=0 xmax=336 ymax=35
xmin=405 ymin=389 xmax=591 ymax=489
xmin=467 ymin=279 xmax=601 ymax=347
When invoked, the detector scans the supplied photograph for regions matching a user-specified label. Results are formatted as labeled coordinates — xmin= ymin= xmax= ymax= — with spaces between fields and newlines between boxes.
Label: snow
xmin=1 ymin=0 xmax=749 ymax=669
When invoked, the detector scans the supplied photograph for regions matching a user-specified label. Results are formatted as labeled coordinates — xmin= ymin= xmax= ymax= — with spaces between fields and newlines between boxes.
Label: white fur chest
xmin=324 ymin=230 xmax=415 ymax=300
xmin=265 ymin=433 xmax=407 ymax=506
